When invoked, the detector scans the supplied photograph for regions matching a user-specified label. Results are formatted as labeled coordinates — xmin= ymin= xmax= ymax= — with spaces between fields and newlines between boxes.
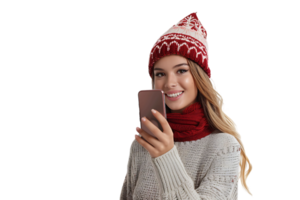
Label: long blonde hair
xmin=151 ymin=58 xmax=252 ymax=195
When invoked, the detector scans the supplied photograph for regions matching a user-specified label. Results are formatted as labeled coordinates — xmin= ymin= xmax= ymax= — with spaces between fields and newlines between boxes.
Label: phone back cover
xmin=138 ymin=89 xmax=166 ymax=138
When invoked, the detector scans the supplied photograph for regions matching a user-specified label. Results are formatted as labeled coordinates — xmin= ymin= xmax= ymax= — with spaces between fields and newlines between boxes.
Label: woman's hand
xmin=135 ymin=109 xmax=174 ymax=158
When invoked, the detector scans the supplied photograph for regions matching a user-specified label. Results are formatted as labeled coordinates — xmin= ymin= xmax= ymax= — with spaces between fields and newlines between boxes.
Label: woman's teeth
xmin=166 ymin=91 xmax=183 ymax=97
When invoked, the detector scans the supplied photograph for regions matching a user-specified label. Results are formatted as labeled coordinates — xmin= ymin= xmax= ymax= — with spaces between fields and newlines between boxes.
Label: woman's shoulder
xmin=129 ymin=138 xmax=147 ymax=155
xmin=208 ymin=132 xmax=240 ymax=149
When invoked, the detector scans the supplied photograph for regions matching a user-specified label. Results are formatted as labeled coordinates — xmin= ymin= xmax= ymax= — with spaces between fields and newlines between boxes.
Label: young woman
xmin=120 ymin=12 xmax=252 ymax=200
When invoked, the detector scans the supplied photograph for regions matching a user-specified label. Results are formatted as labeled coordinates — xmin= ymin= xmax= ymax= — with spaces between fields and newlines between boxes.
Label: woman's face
xmin=153 ymin=55 xmax=198 ymax=113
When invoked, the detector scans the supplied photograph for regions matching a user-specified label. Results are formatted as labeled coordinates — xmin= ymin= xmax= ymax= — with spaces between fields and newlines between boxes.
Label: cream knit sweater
xmin=120 ymin=131 xmax=241 ymax=200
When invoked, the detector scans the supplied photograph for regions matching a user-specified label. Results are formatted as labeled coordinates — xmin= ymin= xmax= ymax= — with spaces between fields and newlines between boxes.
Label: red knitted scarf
xmin=166 ymin=101 xmax=215 ymax=142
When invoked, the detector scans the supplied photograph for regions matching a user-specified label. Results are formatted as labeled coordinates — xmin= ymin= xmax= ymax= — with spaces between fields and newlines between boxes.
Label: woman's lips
xmin=165 ymin=91 xmax=184 ymax=101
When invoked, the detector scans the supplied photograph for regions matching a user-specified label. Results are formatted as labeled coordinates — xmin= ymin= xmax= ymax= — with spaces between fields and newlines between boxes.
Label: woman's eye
xmin=155 ymin=69 xmax=187 ymax=77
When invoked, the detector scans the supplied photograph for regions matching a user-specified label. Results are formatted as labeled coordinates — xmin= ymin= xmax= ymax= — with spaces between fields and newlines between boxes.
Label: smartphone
xmin=138 ymin=89 xmax=167 ymax=139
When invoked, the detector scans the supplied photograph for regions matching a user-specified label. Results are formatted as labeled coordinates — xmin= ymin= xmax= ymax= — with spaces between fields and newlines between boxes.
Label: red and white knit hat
xmin=148 ymin=12 xmax=211 ymax=78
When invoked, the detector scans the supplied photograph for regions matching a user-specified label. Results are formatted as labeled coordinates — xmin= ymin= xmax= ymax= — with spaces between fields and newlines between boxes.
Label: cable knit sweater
xmin=120 ymin=131 xmax=241 ymax=200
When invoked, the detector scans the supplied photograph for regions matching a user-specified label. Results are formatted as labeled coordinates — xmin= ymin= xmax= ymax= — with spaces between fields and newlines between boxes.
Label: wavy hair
xmin=151 ymin=58 xmax=252 ymax=195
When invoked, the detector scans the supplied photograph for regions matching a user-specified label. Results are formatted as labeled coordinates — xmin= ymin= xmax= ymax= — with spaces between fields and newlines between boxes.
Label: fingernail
xmin=151 ymin=109 xmax=156 ymax=113
xmin=142 ymin=117 xmax=146 ymax=122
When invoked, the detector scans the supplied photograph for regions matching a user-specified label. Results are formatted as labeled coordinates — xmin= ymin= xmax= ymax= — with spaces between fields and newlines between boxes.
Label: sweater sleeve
xmin=150 ymin=144 xmax=241 ymax=200
xmin=120 ymin=141 xmax=135 ymax=200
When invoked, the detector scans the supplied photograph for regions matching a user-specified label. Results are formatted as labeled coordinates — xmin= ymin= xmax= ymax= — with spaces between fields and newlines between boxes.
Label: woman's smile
xmin=165 ymin=91 xmax=184 ymax=101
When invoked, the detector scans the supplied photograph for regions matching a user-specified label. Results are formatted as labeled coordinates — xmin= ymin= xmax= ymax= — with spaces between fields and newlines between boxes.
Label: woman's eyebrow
xmin=154 ymin=63 xmax=188 ymax=71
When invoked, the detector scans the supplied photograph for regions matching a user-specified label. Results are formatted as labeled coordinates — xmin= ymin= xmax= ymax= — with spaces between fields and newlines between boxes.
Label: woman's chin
xmin=166 ymin=104 xmax=185 ymax=113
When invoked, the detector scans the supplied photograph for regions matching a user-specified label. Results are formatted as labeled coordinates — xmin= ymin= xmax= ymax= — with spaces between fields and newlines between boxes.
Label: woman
xmin=120 ymin=12 xmax=252 ymax=200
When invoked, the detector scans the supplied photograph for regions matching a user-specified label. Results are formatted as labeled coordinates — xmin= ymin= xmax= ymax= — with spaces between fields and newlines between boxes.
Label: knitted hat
xmin=148 ymin=12 xmax=211 ymax=78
